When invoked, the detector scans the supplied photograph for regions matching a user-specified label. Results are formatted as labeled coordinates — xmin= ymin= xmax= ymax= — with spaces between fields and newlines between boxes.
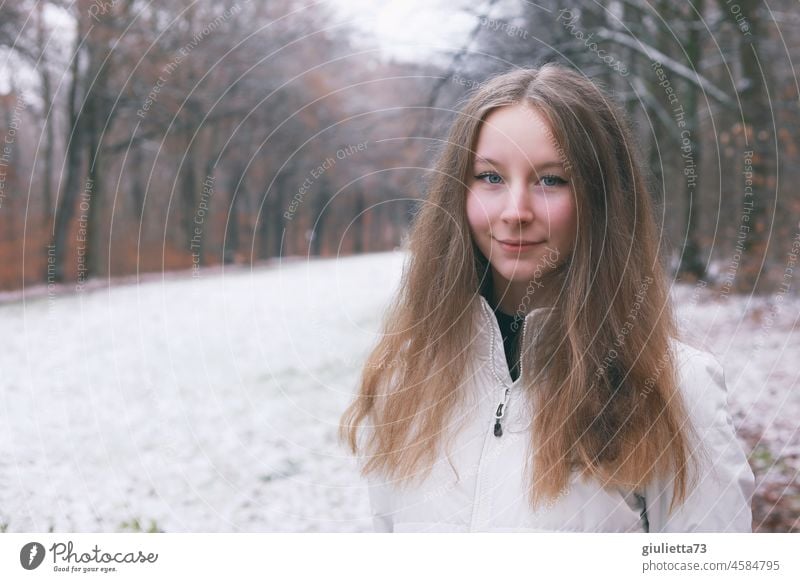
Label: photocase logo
xmin=20 ymin=542 xmax=46 ymax=570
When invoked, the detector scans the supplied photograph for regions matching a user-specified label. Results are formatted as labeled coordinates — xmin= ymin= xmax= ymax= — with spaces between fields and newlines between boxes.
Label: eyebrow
xmin=474 ymin=155 xmax=565 ymax=172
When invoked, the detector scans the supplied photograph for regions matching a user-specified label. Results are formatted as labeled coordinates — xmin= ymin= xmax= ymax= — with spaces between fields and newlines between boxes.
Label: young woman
xmin=340 ymin=64 xmax=754 ymax=533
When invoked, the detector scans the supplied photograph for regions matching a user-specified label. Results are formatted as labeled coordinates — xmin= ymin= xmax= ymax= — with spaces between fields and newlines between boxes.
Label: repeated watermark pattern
xmin=748 ymin=231 xmax=800 ymax=358
xmin=557 ymin=9 xmax=629 ymax=76
xmin=593 ymin=275 xmax=653 ymax=382
xmin=677 ymin=279 xmax=709 ymax=332
xmin=724 ymin=0 xmax=753 ymax=36
xmin=87 ymin=0 xmax=122 ymax=22
xmin=509 ymin=245 xmax=561 ymax=331
xmin=137 ymin=2 xmax=246 ymax=119
xmin=0 ymin=91 xmax=27 ymax=209
xmin=638 ymin=348 xmax=671 ymax=401
xmin=191 ymin=174 xmax=215 ymax=278
xmin=720 ymin=151 xmax=755 ymax=299
xmin=452 ymin=73 xmax=485 ymax=92
xmin=480 ymin=17 xmax=529 ymax=40
xmin=520 ymin=104 xmax=573 ymax=174
xmin=652 ymin=61 xmax=698 ymax=193
xmin=284 ymin=141 xmax=368 ymax=221
xmin=75 ymin=177 xmax=94 ymax=291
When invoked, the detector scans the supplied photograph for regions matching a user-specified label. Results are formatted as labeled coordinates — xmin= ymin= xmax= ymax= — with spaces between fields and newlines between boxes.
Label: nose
xmin=499 ymin=181 xmax=534 ymax=224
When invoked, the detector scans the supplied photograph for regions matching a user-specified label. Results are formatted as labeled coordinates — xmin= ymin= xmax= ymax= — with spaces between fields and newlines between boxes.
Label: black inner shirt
xmin=490 ymin=302 xmax=526 ymax=382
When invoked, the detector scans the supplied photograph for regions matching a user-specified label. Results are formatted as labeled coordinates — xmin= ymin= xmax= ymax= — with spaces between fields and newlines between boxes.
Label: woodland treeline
xmin=0 ymin=0 xmax=798 ymax=294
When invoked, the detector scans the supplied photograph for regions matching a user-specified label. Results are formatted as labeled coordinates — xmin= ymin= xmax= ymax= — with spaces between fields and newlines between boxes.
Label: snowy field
xmin=0 ymin=251 xmax=797 ymax=532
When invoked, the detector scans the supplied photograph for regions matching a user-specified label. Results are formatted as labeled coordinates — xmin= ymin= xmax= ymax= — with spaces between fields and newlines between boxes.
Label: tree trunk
xmin=729 ymin=0 xmax=773 ymax=294
xmin=50 ymin=23 xmax=85 ymax=283
xmin=181 ymin=133 xmax=199 ymax=262
xmin=130 ymin=145 xmax=145 ymax=220
xmin=309 ymin=179 xmax=327 ymax=256
xmin=677 ymin=0 xmax=706 ymax=280
xmin=37 ymin=3 xmax=54 ymax=229
xmin=224 ymin=163 xmax=243 ymax=264
xmin=85 ymin=93 xmax=104 ymax=280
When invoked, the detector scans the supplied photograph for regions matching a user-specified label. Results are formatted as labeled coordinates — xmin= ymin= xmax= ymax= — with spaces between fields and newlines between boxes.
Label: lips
xmin=495 ymin=238 xmax=542 ymax=252
xmin=498 ymin=239 xmax=540 ymax=245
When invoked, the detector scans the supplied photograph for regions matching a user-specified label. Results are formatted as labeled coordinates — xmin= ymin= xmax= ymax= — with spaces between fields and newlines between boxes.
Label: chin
xmin=495 ymin=266 xmax=541 ymax=282
xmin=499 ymin=256 xmax=561 ymax=277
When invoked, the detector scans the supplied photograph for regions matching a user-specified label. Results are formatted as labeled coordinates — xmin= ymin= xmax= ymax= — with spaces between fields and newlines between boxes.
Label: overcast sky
xmin=0 ymin=1 xmax=527 ymax=97
xmin=330 ymin=0 xmax=518 ymax=65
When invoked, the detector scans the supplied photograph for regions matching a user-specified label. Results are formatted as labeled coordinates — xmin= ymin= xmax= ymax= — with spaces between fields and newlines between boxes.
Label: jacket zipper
xmin=492 ymin=316 xmax=525 ymax=438
xmin=493 ymin=387 xmax=510 ymax=437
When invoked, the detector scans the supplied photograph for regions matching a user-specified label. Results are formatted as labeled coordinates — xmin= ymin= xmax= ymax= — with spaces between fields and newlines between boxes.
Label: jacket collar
xmin=473 ymin=295 xmax=555 ymax=382
xmin=476 ymin=293 xmax=555 ymax=324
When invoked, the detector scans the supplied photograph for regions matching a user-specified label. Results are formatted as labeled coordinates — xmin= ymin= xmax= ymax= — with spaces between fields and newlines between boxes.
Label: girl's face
xmin=466 ymin=104 xmax=577 ymax=298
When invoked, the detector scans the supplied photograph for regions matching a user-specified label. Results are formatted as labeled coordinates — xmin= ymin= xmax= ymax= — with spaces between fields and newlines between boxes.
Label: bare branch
xmin=595 ymin=28 xmax=735 ymax=107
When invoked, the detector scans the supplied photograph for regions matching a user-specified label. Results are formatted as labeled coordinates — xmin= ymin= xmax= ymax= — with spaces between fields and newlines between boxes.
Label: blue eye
xmin=475 ymin=172 xmax=503 ymax=185
xmin=474 ymin=172 xmax=568 ymax=188
xmin=540 ymin=175 xmax=568 ymax=187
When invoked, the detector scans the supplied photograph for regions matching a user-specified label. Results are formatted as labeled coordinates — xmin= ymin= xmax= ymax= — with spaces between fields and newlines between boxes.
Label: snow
xmin=0 ymin=252 xmax=404 ymax=532
xmin=672 ymin=281 xmax=800 ymax=530
xmin=0 ymin=251 xmax=797 ymax=532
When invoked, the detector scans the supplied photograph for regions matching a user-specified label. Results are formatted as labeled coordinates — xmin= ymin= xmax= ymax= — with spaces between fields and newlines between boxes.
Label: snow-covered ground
xmin=671 ymin=280 xmax=800 ymax=531
xmin=0 ymin=252 xmax=406 ymax=532
xmin=0 ymin=251 xmax=797 ymax=532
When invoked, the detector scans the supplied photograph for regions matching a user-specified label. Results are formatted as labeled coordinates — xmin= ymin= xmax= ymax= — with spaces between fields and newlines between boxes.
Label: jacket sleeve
xmin=366 ymin=475 xmax=395 ymax=533
xmin=643 ymin=350 xmax=755 ymax=532
xmin=355 ymin=428 xmax=395 ymax=533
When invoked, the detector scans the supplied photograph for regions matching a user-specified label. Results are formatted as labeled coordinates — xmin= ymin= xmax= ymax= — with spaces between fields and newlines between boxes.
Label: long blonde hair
xmin=340 ymin=64 xmax=697 ymax=514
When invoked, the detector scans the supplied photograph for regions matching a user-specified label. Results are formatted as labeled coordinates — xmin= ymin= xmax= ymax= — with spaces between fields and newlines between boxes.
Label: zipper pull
xmin=493 ymin=387 xmax=510 ymax=437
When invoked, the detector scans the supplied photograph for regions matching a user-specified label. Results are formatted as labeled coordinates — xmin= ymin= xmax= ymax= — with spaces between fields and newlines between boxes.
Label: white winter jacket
xmin=362 ymin=295 xmax=755 ymax=532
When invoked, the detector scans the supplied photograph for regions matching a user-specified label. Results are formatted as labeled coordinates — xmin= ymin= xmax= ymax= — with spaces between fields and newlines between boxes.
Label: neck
xmin=491 ymin=271 xmax=562 ymax=316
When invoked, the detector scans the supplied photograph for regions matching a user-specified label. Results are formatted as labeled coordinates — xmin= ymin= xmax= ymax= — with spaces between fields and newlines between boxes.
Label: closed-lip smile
xmin=496 ymin=238 xmax=541 ymax=245
xmin=495 ymin=238 xmax=543 ymax=253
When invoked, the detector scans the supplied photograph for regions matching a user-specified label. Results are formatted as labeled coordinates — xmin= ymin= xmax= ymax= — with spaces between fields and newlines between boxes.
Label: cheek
xmin=554 ymin=204 xmax=578 ymax=255
xmin=547 ymin=197 xmax=578 ymax=239
xmin=465 ymin=191 xmax=492 ymax=234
